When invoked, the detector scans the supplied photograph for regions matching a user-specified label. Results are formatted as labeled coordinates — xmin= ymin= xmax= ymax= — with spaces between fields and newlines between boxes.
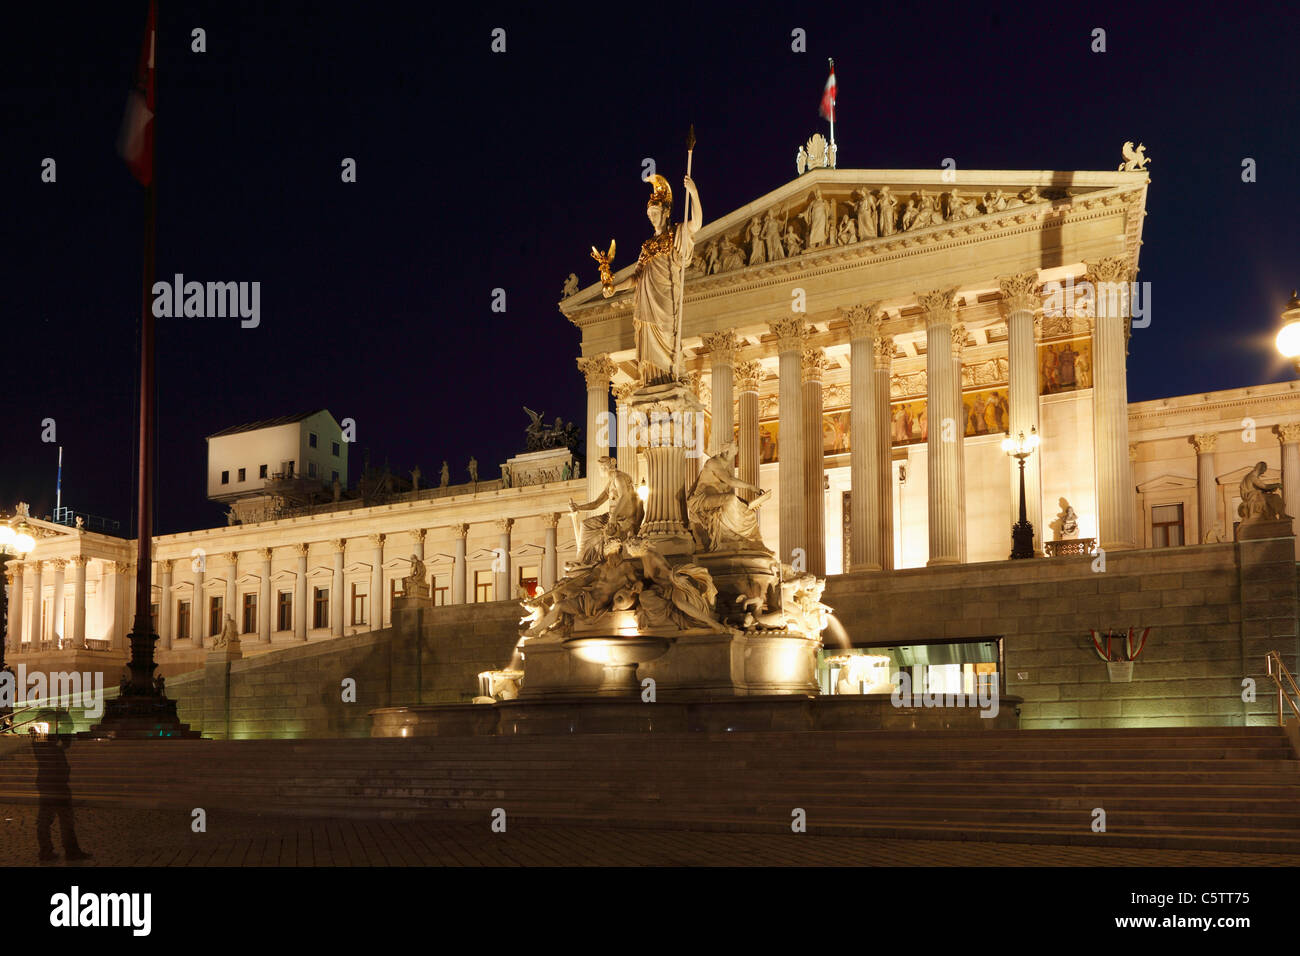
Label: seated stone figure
xmin=624 ymin=538 xmax=727 ymax=633
xmin=520 ymin=541 xmax=641 ymax=639
xmin=568 ymin=457 xmax=642 ymax=566
xmin=1238 ymin=461 xmax=1291 ymax=524
xmin=686 ymin=442 xmax=770 ymax=552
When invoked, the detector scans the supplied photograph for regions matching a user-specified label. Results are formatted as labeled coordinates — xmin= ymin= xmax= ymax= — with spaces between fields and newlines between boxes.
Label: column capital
xmin=734 ymin=360 xmax=765 ymax=393
xmin=495 ymin=517 xmax=515 ymax=533
xmin=701 ymin=329 xmax=739 ymax=366
xmin=224 ymin=552 xmax=239 ymax=568
xmin=452 ymin=523 xmax=470 ymax=540
xmin=769 ymin=317 xmax=808 ymax=353
xmin=844 ymin=302 xmax=884 ymax=340
xmin=158 ymin=558 xmax=173 ymax=573
xmin=70 ymin=555 xmax=89 ymax=568
xmin=612 ymin=381 xmax=637 ymax=404
xmin=1083 ymin=256 xmax=1131 ymax=287
xmin=801 ymin=347 xmax=828 ymax=384
xmin=1278 ymin=423 xmax=1300 ymax=445
xmin=3 ymin=567 xmax=13 ymax=585
xmin=410 ymin=528 xmax=427 ymax=544
xmin=112 ymin=560 xmax=134 ymax=576
xmin=368 ymin=533 xmax=385 ymax=548
xmin=997 ymin=271 xmax=1041 ymax=317
xmin=331 ymin=538 xmax=347 ymax=552
xmin=293 ymin=542 xmax=310 ymax=557
xmin=543 ymin=512 xmax=560 ymax=529
xmin=917 ymin=288 xmax=959 ymax=325
xmin=1192 ymin=433 xmax=1219 ymax=454
xmin=49 ymin=558 xmax=67 ymax=572
xmin=950 ymin=324 xmax=968 ymax=358
xmin=577 ymin=354 xmax=616 ymax=389
xmin=257 ymin=548 xmax=272 ymax=561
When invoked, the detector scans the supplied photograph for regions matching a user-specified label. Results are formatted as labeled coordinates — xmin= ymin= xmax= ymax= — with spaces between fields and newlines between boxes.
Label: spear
xmin=673 ymin=124 xmax=696 ymax=380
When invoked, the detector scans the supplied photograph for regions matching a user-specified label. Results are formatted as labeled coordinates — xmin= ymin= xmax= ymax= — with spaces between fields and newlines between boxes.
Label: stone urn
xmin=564 ymin=635 xmax=672 ymax=697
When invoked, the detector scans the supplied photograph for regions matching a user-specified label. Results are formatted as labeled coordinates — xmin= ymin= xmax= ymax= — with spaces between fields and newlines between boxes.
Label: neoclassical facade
xmin=8 ymin=157 xmax=1300 ymax=685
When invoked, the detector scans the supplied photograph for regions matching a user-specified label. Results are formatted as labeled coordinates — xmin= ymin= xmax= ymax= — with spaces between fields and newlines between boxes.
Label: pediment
xmin=1137 ymin=473 xmax=1197 ymax=493
xmin=560 ymin=166 xmax=1148 ymax=317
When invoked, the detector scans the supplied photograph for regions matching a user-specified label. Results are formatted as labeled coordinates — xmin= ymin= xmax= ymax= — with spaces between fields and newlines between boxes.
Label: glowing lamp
xmin=1277 ymin=291 xmax=1300 ymax=372
xmin=637 ymin=479 xmax=649 ymax=503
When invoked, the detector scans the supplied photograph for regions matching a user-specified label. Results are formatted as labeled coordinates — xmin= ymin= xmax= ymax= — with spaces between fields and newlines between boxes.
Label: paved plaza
xmin=1 ymin=803 xmax=1294 ymax=867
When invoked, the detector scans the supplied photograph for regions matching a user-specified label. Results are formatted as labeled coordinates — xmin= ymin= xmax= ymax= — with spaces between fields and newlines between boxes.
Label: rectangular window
xmin=221 ymin=470 xmax=229 ymax=485
xmin=518 ymin=566 xmax=539 ymax=599
xmin=177 ymin=600 xmax=191 ymax=642
xmin=474 ymin=569 xmax=494 ymax=604
xmin=332 ymin=470 xmax=339 ymax=483
xmin=309 ymin=433 xmax=318 ymax=448
xmin=209 ymin=596 xmax=223 ymax=636
xmin=332 ymin=441 xmax=340 ymax=457
xmin=433 ymin=575 xmax=447 ymax=606
xmin=242 ymin=593 xmax=257 ymax=634
xmin=259 ymin=464 xmax=268 ymax=479
xmin=277 ymin=591 xmax=292 ymax=631
xmin=1152 ymin=503 xmax=1185 ymax=548
xmin=351 ymin=583 xmax=367 ymax=626
xmin=313 ymin=587 xmax=329 ymax=628
xmin=308 ymin=462 xmax=317 ymax=478
xmin=237 ymin=467 xmax=246 ymax=482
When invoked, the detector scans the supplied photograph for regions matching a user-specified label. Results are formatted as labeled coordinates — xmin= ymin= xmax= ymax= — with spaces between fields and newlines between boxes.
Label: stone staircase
xmin=0 ymin=727 xmax=1296 ymax=853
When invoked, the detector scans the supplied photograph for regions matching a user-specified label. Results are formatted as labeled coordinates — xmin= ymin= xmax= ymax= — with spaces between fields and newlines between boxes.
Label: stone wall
xmin=825 ymin=536 xmax=1299 ymax=729
xmin=166 ymin=601 xmax=521 ymax=738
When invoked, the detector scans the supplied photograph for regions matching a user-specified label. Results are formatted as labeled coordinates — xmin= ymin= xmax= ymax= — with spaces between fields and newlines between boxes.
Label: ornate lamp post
xmin=1275 ymin=291 xmax=1300 ymax=373
xmin=1002 ymin=428 xmax=1041 ymax=559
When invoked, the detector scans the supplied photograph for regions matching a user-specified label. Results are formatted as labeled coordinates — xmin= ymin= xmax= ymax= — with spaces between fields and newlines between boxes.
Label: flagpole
xmin=827 ymin=58 xmax=836 ymax=169
xmin=672 ymin=124 xmax=695 ymax=380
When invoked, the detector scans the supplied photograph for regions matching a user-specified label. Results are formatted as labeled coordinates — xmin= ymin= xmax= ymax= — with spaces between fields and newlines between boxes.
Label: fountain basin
xmin=563 ymin=635 xmax=671 ymax=697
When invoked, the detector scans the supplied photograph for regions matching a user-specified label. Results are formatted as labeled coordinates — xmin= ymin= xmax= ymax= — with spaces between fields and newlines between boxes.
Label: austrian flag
xmin=117 ymin=0 xmax=156 ymax=185
xmin=818 ymin=59 xmax=836 ymax=123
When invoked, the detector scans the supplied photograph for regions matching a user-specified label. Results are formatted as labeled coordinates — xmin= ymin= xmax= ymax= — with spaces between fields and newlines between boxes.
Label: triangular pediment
xmin=1137 ymin=473 xmax=1198 ymax=494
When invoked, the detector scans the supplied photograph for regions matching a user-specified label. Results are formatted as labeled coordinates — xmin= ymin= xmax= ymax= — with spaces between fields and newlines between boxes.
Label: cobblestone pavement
xmin=1 ymin=804 xmax=1296 ymax=866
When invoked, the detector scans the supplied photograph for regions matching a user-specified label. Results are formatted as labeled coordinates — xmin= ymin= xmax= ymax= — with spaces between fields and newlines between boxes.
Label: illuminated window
xmin=351 ymin=584 xmax=367 ymax=625
xmin=518 ymin=566 xmax=539 ymax=598
xmin=242 ymin=593 xmax=257 ymax=634
xmin=474 ymin=570 xmax=494 ymax=603
xmin=176 ymin=600 xmax=191 ymax=642
xmin=277 ymin=591 xmax=292 ymax=631
xmin=209 ymin=596 xmax=223 ymax=636
xmin=313 ymin=588 xmax=329 ymax=628
xmin=1151 ymin=504 xmax=1184 ymax=548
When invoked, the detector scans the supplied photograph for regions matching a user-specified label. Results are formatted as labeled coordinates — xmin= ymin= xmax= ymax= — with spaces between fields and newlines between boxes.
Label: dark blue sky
xmin=3 ymin=0 xmax=1297 ymax=534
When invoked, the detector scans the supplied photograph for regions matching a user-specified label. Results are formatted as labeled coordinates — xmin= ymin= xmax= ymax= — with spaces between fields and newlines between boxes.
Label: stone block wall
xmin=826 ymin=538 xmax=1298 ymax=729
xmin=166 ymin=601 xmax=521 ymax=738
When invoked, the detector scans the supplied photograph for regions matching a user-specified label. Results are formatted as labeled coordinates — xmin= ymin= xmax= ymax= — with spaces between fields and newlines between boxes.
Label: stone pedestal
xmin=1235 ymin=518 xmax=1298 ymax=726
xmin=627 ymin=382 xmax=705 ymax=555
xmin=200 ymin=644 xmax=243 ymax=740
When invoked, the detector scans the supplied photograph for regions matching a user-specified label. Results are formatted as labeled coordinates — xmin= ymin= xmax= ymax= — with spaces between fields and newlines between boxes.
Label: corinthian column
xmin=258 ymin=548 xmax=272 ymax=642
xmin=368 ymin=534 xmax=384 ymax=629
xmin=577 ymin=354 xmax=616 ymax=501
xmin=1087 ymin=258 xmax=1137 ymax=551
xmin=1191 ymin=433 xmax=1220 ymax=543
xmin=920 ymin=289 xmax=963 ymax=565
xmin=735 ymin=361 xmax=763 ymax=502
xmin=770 ymin=318 xmax=807 ymax=567
xmin=71 ymin=556 xmax=88 ymax=650
xmin=451 ymin=524 xmax=468 ymax=605
xmin=224 ymin=552 xmax=238 ymax=636
xmin=1278 ymin=425 xmax=1300 ymax=557
xmin=802 ymin=346 xmax=829 ymax=576
xmin=1000 ymin=271 xmax=1043 ymax=553
xmin=27 ymin=561 xmax=43 ymax=644
xmin=5 ymin=563 xmax=22 ymax=649
xmin=294 ymin=543 xmax=309 ymax=640
xmin=874 ymin=332 xmax=895 ymax=570
xmin=613 ymin=383 xmax=637 ymax=478
xmin=331 ymin=539 xmax=346 ymax=636
xmin=541 ymin=513 xmax=559 ymax=590
xmin=847 ymin=304 xmax=883 ymax=571
xmin=495 ymin=518 xmax=514 ymax=602
xmin=50 ymin=559 xmax=66 ymax=645
xmin=157 ymin=558 xmax=172 ymax=648
xmin=702 ymin=330 xmax=738 ymax=455
xmin=192 ymin=558 xmax=205 ymax=646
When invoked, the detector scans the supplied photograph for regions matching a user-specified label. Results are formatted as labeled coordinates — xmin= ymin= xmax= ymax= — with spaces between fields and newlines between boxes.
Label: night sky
xmin=3 ymin=1 xmax=1297 ymax=536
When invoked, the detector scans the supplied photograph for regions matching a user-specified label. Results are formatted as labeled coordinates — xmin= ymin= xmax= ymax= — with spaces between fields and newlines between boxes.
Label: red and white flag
xmin=818 ymin=59 xmax=836 ymax=123
xmin=118 ymin=0 xmax=156 ymax=185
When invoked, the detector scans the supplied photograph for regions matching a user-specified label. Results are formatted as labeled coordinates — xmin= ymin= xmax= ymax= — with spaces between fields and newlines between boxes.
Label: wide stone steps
xmin=1 ymin=727 xmax=1295 ymax=851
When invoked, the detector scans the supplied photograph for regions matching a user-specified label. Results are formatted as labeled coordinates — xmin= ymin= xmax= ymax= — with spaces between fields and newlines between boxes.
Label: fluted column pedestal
xmin=1088 ymin=258 xmax=1137 ymax=552
xmin=771 ymin=319 xmax=807 ymax=567
xmin=920 ymin=290 xmax=963 ymax=565
xmin=735 ymin=361 xmax=763 ymax=502
xmin=1193 ymin=434 xmax=1220 ymax=544
xmin=1000 ymin=272 xmax=1044 ymax=554
xmin=802 ymin=346 xmax=828 ymax=576
xmin=873 ymin=334 xmax=895 ymax=570
xmin=847 ymin=305 xmax=885 ymax=571
xmin=452 ymin=525 xmax=468 ymax=605
xmin=577 ymin=355 xmax=616 ymax=502
xmin=614 ymin=383 xmax=637 ymax=478
xmin=541 ymin=514 xmax=559 ymax=590
xmin=703 ymin=330 xmax=738 ymax=456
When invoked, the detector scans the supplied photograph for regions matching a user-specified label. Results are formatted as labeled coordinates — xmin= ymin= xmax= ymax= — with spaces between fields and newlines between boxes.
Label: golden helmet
xmin=646 ymin=174 xmax=672 ymax=207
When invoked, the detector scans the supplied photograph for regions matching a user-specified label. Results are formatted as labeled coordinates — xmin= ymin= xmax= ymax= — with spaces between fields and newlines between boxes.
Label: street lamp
xmin=1275 ymin=291 xmax=1300 ymax=373
xmin=1002 ymin=427 xmax=1040 ymax=560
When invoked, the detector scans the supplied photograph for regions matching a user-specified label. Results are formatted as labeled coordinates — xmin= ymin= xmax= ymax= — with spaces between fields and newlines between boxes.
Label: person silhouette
xmin=32 ymin=730 xmax=90 ymax=862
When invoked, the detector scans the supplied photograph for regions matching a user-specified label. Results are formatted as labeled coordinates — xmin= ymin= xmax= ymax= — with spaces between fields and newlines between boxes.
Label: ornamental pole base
xmin=81 ymin=692 xmax=201 ymax=739
xmin=1010 ymin=520 xmax=1036 ymax=560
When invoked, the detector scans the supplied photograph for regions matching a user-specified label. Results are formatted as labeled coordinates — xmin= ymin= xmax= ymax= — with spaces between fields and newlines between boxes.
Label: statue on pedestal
xmin=568 ymin=457 xmax=642 ymax=566
xmin=1239 ymin=461 xmax=1291 ymax=524
xmin=686 ymin=442 xmax=770 ymax=552
xmin=211 ymin=614 xmax=240 ymax=651
xmin=594 ymin=173 xmax=703 ymax=386
xmin=402 ymin=554 xmax=430 ymax=599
